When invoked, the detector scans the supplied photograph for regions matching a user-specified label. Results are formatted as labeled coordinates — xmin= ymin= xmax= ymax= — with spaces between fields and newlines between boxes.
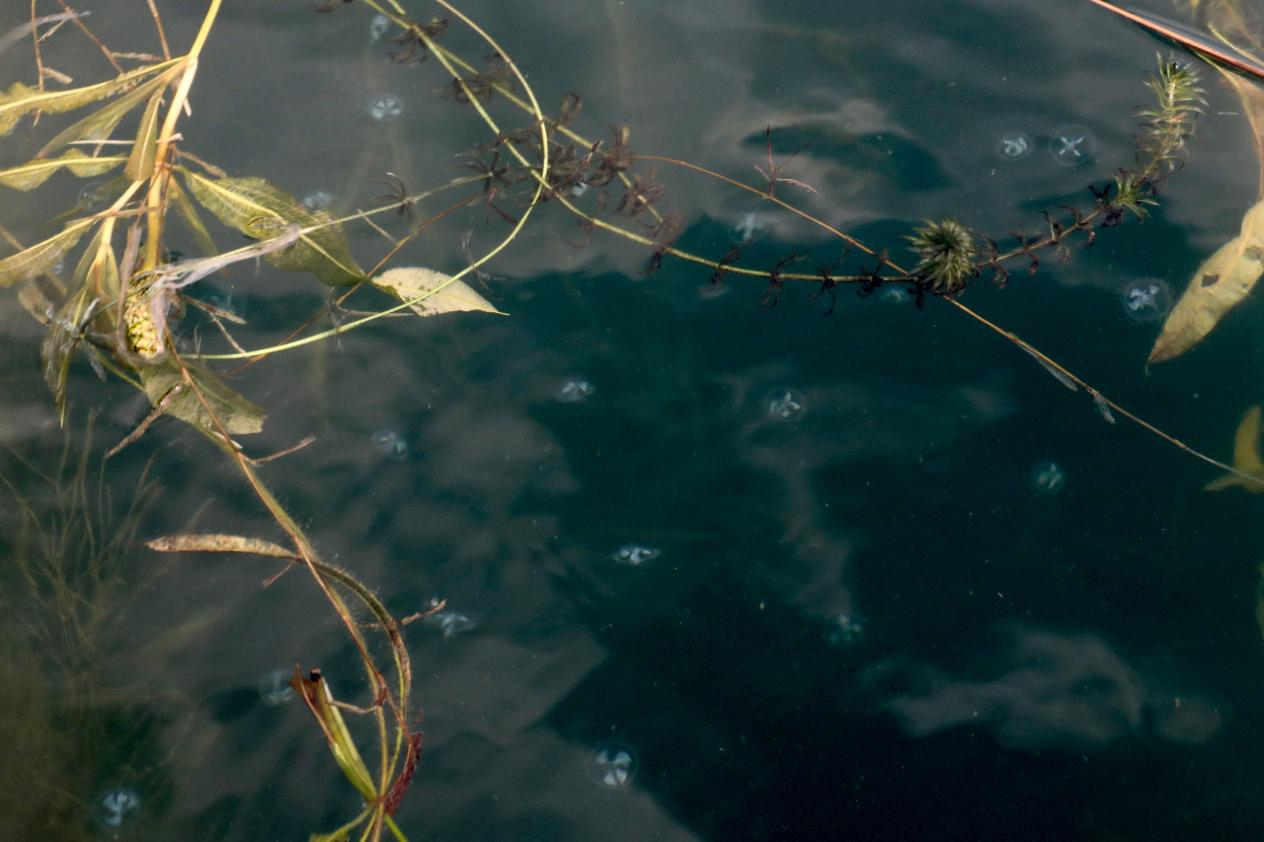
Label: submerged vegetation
xmin=2 ymin=0 xmax=1264 ymax=837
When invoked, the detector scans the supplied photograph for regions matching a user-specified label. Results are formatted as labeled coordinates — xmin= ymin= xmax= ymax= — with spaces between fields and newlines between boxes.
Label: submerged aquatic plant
xmin=0 ymin=0 xmax=1261 ymax=837
xmin=906 ymin=218 xmax=979 ymax=295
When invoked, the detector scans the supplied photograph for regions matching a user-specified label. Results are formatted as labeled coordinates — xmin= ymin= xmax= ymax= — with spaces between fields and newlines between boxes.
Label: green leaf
xmin=292 ymin=670 xmax=377 ymax=801
xmin=125 ymin=89 xmax=164 ymax=182
xmin=182 ymin=170 xmax=366 ymax=286
xmin=38 ymin=67 xmax=180 ymax=158
xmin=0 ymin=58 xmax=182 ymax=136
xmin=371 ymin=266 xmax=505 ymax=317
xmin=167 ymin=177 xmax=217 ymax=258
xmin=40 ymin=281 xmax=97 ymax=423
xmin=140 ymin=357 xmax=266 ymax=436
xmin=0 ymin=150 xmax=125 ymax=191
xmin=0 ymin=218 xmax=94 ymax=288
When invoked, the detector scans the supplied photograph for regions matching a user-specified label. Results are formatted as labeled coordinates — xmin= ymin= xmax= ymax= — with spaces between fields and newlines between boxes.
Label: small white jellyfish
xmin=612 ymin=544 xmax=661 ymax=567
xmin=97 ymin=787 xmax=141 ymax=828
xmin=879 ymin=285 xmax=906 ymax=305
xmin=826 ymin=612 xmax=865 ymax=647
xmin=587 ymin=741 xmax=638 ymax=789
xmin=730 ymin=211 xmax=767 ymax=244
xmin=370 ymin=429 xmax=409 ymax=461
xmin=368 ymin=13 xmax=391 ymax=42
xmin=1120 ymin=278 xmax=1172 ymax=324
xmin=765 ymin=387 xmax=806 ymax=422
xmin=995 ymin=131 xmax=1032 ymax=161
xmin=77 ymin=180 xmax=109 ymax=208
xmin=367 ymin=94 xmax=403 ymax=123
xmin=570 ymin=182 xmax=590 ymax=198
xmin=697 ymin=278 xmax=731 ymax=300
xmin=1049 ymin=124 xmax=1098 ymax=167
xmin=257 ymin=669 xmax=295 ymax=706
xmin=555 ymin=378 xmax=595 ymax=404
xmin=1031 ymin=460 xmax=1066 ymax=495
xmin=422 ymin=606 xmax=478 ymax=639
xmin=302 ymin=189 xmax=335 ymax=211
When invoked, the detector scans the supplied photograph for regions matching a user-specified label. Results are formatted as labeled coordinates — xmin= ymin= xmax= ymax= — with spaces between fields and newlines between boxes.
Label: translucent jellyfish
xmin=612 ymin=544 xmax=661 ymax=567
xmin=422 ymin=606 xmax=478 ymax=639
xmin=730 ymin=211 xmax=768 ymax=244
xmin=555 ymin=378 xmax=595 ymax=404
xmin=77 ymin=180 xmax=111 ymax=209
xmin=765 ymin=387 xmax=806 ymax=422
xmin=97 ymin=787 xmax=141 ymax=828
xmin=879 ymin=285 xmax=906 ymax=305
xmin=826 ymin=612 xmax=865 ymax=647
xmin=994 ymin=131 xmax=1032 ymax=161
xmin=587 ymin=741 xmax=638 ymax=789
xmin=1030 ymin=460 xmax=1066 ymax=495
xmin=697 ymin=279 xmax=731 ymax=300
xmin=370 ymin=429 xmax=409 ymax=461
xmin=368 ymin=13 xmax=391 ymax=42
xmin=570 ymin=182 xmax=590 ymax=198
xmin=302 ymin=189 xmax=335 ymax=211
xmin=257 ymin=669 xmax=295 ymax=706
xmin=1120 ymin=278 xmax=1172 ymax=323
xmin=367 ymin=94 xmax=403 ymax=123
xmin=1048 ymin=124 xmax=1098 ymax=167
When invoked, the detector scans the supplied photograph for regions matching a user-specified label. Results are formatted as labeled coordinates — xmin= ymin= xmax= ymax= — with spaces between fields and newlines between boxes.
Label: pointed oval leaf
xmin=146 ymin=533 xmax=299 ymax=559
xmin=40 ymin=282 xmax=98 ymax=421
xmin=1150 ymin=198 xmax=1264 ymax=363
xmin=0 ymin=218 xmax=93 ymax=288
xmin=140 ymin=357 xmax=265 ymax=435
xmin=167 ymin=177 xmax=217 ymax=258
xmin=0 ymin=150 xmax=125 ymax=191
xmin=124 ymin=89 xmax=164 ymax=181
xmin=182 ymin=170 xmax=365 ymax=286
xmin=372 ymin=266 xmax=505 ymax=317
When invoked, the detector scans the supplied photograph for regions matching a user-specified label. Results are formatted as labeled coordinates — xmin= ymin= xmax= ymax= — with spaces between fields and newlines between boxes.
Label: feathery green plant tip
xmin=907 ymin=218 xmax=978 ymax=294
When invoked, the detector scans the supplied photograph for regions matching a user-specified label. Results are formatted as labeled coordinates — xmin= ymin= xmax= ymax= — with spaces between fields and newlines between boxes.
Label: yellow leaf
xmin=1149 ymin=198 xmax=1264 ymax=363
xmin=0 ymin=58 xmax=182 ymax=136
xmin=125 ymin=89 xmax=164 ymax=182
xmin=372 ymin=266 xmax=505 ymax=318
xmin=1205 ymin=405 xmax=1264 ymax=492
xmin=139 ymin=357 xmax=265 ymax=435
xmin=37 ymin=67 xmax=180 ymax=158
xmin=182 ymin=170 xmax=365 ymax=286
xmin=0 ymin=218 xmax=93 ymax=288
xmin=0 ymin=150 xmax=125 ymax=191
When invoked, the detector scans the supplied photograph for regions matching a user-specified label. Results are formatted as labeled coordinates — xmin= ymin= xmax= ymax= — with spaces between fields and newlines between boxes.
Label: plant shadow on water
xmin=3 ymin=0 xmax=1264 ymax=839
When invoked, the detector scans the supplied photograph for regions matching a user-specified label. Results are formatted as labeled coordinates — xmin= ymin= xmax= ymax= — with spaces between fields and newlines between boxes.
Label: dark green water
xmin=2 ymin=1 xmax=1264 ymax=839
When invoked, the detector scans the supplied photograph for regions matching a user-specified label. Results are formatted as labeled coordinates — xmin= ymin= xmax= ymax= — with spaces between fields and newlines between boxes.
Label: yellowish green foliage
xmin=140 ymin=357 xmax=266 ymax=435
xmin=125 ymin=90 xmax=165 ymax=182
xmin=0 ymin=150 xmax=125 ymax=191
xmin=145 ymin=533 xmax=299 ymax=559
xmin=181 ymin=171 xmax=366 ymax=286
xmin=372 ymin=266 xmax=506 ymax=317
xmin=1149 ymin=199 xmax=1264 ymax=363
xmin=0 ymin=218 xmax=93 ymax=288
xmin=0 ymin=57 xmax=181 ymax=136
xmin=36 ymin=65 xmax=181 ymax=158
xmin=1205 ymin=404 xmax=1264 ymax=491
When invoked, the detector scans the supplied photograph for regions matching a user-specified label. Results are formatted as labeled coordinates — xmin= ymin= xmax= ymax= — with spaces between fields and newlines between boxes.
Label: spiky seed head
xmin=124 ymin=288 xmax=161 ymax=360
xmin=907 ymin=218 xmax=978 ymax=294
